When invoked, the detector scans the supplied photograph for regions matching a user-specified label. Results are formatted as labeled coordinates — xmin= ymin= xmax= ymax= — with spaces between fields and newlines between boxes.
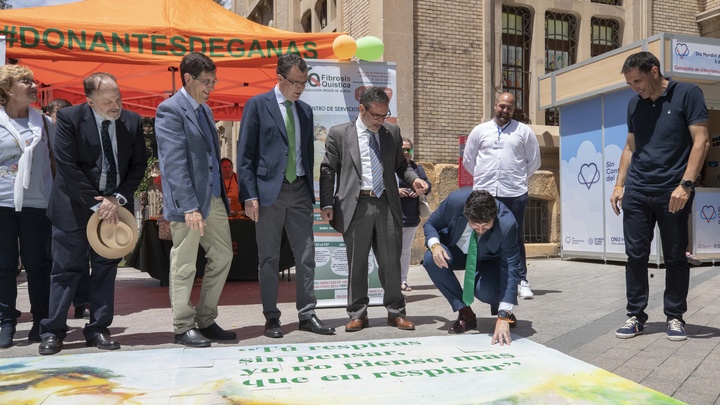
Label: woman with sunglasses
xmin=398 ymin=138 xmax=431 ymax=291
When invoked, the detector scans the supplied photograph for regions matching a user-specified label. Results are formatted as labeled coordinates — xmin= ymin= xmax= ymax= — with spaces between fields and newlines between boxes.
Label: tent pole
xmin=168 ymin=66 xmax=178 ymax=94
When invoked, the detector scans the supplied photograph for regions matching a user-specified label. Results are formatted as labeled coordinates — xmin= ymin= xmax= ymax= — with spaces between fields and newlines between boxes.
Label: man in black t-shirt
xmin=610 ymin=51 xmax=710 ymax=342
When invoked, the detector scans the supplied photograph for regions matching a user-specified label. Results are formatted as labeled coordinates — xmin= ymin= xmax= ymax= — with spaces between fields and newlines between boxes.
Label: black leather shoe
xmin=86 ymin=333 xmax=121 ymax=350
xmin=39 ymin=335 xmax=63 ymax=355
xmin=264 ymin=318 xmax=283 ymax=338
xmin=199 ymin=323 xmax=237 ymax=341
xmin=299 ymin=315 xmax=336 ymax=335
xmin=175 ymin=328 xmax=211 ymax=348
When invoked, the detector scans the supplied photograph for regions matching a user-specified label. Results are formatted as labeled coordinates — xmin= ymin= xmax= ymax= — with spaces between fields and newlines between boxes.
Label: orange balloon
xmin=333 ymin=34 xmax=357 ymax=60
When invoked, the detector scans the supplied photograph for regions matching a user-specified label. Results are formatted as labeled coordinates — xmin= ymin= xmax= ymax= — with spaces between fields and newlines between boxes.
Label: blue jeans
xmin=622 ymin=189 xmax=692 ymax=324
xmin=0 ymin=207 xmax=51 ymax=327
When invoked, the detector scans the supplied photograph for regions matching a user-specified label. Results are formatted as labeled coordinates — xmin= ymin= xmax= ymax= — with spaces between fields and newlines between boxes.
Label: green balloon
xmin=355 ymin=36 xmax=385 ymax=61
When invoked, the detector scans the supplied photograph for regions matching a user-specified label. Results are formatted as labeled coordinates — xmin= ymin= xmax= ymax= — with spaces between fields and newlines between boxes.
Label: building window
xmin=524 ymin=198 xmax=549 ymax=244
xmin=591 ymin=17 xmax=620 ymax=57
xmin=249 ymin=0 xmax=274 ymax=26
xmin=545 ymin=11 xmax=577 ymax=126
xmin=591 ymin=0 xmax=621 ymax=5
xmin=301 ymin=9 xmax=312 ymax=32
xmin=315 ymin=0 xmax=328 ymax=30
xmin=501 ymin=6 xmax=532 ymax=124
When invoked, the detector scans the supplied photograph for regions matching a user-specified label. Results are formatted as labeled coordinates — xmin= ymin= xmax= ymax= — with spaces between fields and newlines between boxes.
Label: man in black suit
xmin=39 ymin=73 xmax=147 ymax=355
xmin=320 ymin=87 xmax=428 ymax=332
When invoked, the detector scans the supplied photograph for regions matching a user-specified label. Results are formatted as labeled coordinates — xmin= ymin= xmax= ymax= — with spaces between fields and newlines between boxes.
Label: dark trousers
xmin=422 ymin=245 xmax=501 ymax=314
xmin=344 ymin=195 xmax=405 ymax=319
xmin=0 ymin=207 xmax=51 ymax=326
xmin=495 ymin=193 xmax=528 ymax=281
xmin=256 ymin=178 xmax=317 ymax=321
xmin=622 ymin=189 xmax=693 ymax=324
xmin=40 ymin=226 xmax=119 ymax=340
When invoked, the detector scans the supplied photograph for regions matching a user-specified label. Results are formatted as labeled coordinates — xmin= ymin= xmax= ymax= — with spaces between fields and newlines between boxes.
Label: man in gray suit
xmin=320 ymin=87 xmax=428 ymax=332
xmin=155 ymin=52 xmax=235 ymax=348
xmin=237 ymin=53 xmax=334 ymax=338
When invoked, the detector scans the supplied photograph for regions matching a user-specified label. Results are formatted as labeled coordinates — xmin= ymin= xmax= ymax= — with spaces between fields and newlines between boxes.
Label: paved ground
xmin=3 ymin=258 xmax=720 ymax=404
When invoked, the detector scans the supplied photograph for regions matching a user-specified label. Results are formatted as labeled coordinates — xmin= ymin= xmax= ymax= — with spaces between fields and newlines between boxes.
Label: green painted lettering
xmin=89 ymin=32 xmax=110 ymax=52
xmin=151 ymin=34 xmax=168 ymax=55
xmin=68 ymin=30 xmax=86 ymax=50
xmin=208 ymin=37 xmax=224 ymax=57
xmin=131 ymin=33 xmax=149 ymax=53
xmin=266 ymin=40 xmax=282 ymax=58
xmin=286 ymin=41 xmax=300 ymax=55
xmin=303 ymin=42 xmax=318 ymax=59
xmin=112 ymin=33 xmax=130 ymax=53
xmin=226 ymin=38 xmax=244 ymax=57
xmin=247 ymin=39 xmax=265 ymax=58
xmin=188 ymin=36 xmax=207 ymax=53
xmin=42 ymin=28 xmax=64 ymax=50
xmin=169 ymin=36 xmax=187 ymax=56
xmin=20 ymin=26 xmax=39 ymax=48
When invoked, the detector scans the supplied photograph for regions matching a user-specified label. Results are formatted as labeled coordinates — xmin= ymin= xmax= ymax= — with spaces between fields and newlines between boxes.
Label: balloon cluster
xmin=332 ymin=34 xmax=384 ymax=61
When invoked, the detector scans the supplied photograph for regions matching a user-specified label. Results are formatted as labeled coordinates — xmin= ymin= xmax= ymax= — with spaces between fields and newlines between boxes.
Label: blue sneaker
xmin=615 ymin=316 xmax=644 ymax=339
xmin=666 ymin=319 xmax=687 ymax=341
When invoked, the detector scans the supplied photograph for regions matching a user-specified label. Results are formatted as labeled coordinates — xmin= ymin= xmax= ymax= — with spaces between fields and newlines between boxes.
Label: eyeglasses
xmin=281 ymin=74 xmax=309 ymax=88
xmin=18 ymin=78 xmax=39 ymax=86
xmin=365 ymin=108 xmax=391 ymax=120
xmin=192 ymin=75 xmax=219 ymax=87
xmin=402 ymin=148 xmax=413 ymax=153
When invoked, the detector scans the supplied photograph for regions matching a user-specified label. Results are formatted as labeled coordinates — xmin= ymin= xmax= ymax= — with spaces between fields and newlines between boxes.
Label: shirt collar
xmin=180 ymin=87 xmax=201 ymax=112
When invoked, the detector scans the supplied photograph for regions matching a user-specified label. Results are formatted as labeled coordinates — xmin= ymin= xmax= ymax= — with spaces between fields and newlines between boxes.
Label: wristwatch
xmin=497 ymin=310 xmax=512 ymax=320
xmin=681 ymin=179 xmax=695 ymax=190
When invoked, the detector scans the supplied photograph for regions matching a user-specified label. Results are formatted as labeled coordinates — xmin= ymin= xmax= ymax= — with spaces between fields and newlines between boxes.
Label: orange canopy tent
xmin=0 ymin=0 xmax=342 ymax=119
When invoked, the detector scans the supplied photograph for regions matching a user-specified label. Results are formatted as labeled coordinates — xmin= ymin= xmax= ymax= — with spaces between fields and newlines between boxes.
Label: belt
xmin=359 ymin=190 xmax=385 ymax=197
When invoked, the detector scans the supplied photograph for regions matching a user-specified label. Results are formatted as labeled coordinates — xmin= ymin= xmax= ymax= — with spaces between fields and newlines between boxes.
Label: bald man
xmin=462 ymin=92 xmax=541 ymax=300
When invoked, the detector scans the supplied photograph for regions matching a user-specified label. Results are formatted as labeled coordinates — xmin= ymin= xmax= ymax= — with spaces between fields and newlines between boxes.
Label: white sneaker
xmin=518 ymin=280 xmax=534 ymax=299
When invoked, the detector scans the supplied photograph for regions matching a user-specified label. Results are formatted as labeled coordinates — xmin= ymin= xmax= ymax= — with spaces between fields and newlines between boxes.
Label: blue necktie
xmin=367 ymin=130 xmax=384 ymax=197
xmin=197 ymin=106 xmax=221 ymax=198
xmin=101 ymin=120 xmax=117 ymax=194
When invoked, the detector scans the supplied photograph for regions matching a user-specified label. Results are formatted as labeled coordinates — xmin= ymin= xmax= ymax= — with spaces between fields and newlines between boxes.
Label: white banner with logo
xmin=671 ymin=38 xmax=720 ymax=77
xmin=301 ymin=60 xmax=397 ymax=307
xmin=692 ymin=189 xmax=720 ymax=256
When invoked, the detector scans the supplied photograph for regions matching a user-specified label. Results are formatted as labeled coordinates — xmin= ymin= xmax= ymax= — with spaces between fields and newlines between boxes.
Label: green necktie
xmin=283 ymin=100 xmax=297 ymax=183
xmin=462 ymin=231 xmax=478 ymax=306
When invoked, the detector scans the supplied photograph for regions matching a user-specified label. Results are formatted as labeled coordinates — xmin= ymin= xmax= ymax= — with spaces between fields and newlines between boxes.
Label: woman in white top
xmin=0 ymin=65 xmax=54 ymax=348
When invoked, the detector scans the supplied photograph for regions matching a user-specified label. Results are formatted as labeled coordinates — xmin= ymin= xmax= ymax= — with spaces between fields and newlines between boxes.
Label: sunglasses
xmin=403 ymin=148 xmax=413 ymax=153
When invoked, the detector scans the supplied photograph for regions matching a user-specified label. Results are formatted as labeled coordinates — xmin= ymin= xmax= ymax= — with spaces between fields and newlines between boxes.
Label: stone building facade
xmin=228 ymin=0 xmax=720 ymax=259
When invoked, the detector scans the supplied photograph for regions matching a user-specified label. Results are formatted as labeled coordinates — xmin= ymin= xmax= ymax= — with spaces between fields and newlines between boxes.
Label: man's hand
xmin=184 ymin=210 xmax=205 ymax=236
xmin=669 ymin=185 xmax=690 ymax=213
xmin=321 ymin=207 xmax=334 ymax=221
xmin=431 ymin=244 xmax=450 ymax=268
xmin=609 ymin=188 xmax=623 ymax=216
xmin=245 ymin=199 xmax=259 ymax=222
xmin=399 ymin=188 xmax=417 ymax=198
xmin=95 ymin=195 xmax=120 ymax=225
xmin=412 ymin=178 xmax=428 ymax=194
xmin=491 ymin=319 xmax=512 ymax=346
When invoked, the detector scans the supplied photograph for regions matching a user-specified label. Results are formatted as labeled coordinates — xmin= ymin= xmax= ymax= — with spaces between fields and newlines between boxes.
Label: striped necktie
xmin=367 ymin=130 xmax=384 ymax=197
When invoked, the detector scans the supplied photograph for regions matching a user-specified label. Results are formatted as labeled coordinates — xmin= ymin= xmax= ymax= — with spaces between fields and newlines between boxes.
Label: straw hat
xmin=86 ymin=207 xmax=139 ymax=259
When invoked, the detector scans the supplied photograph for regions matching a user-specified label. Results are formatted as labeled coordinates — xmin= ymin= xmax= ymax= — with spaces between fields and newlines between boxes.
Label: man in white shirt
xmin=463 ymin=92 xmax=540 ymax=299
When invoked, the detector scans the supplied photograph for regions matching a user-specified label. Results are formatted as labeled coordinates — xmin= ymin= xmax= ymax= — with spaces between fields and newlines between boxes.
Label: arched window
xmin=591 ymin=17 xmax=621 ymax=57
xmin=545 ymin=11 xmax=577 ymax=126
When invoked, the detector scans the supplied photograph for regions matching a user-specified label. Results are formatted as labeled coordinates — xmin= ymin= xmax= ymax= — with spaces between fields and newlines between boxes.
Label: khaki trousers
xmin=169 ymin=197 xmax=232 ymax=334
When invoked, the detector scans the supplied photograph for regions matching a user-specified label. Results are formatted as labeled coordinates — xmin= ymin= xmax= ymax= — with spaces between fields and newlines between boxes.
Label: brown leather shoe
xmin=387 ymin=316 xmax=415 ymax=330
xmin=449 ymin=308 xmax=477 ymax=334
xmin=345 ymin=317 xmax=369 ymax=332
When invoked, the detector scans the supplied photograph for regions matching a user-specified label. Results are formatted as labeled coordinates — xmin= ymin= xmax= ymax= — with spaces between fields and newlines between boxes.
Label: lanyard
xmin=497 ymin=120 xmax=511 ymax=141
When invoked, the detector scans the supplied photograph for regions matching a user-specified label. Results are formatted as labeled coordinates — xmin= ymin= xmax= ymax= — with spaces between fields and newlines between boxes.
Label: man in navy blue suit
xmin=39 ymin=73 xmax=147 ymax=355
xmin=237 ymin=53 xmax=334 ymax=338
xmin=423 ymin=189 xmax=521 ymax=345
